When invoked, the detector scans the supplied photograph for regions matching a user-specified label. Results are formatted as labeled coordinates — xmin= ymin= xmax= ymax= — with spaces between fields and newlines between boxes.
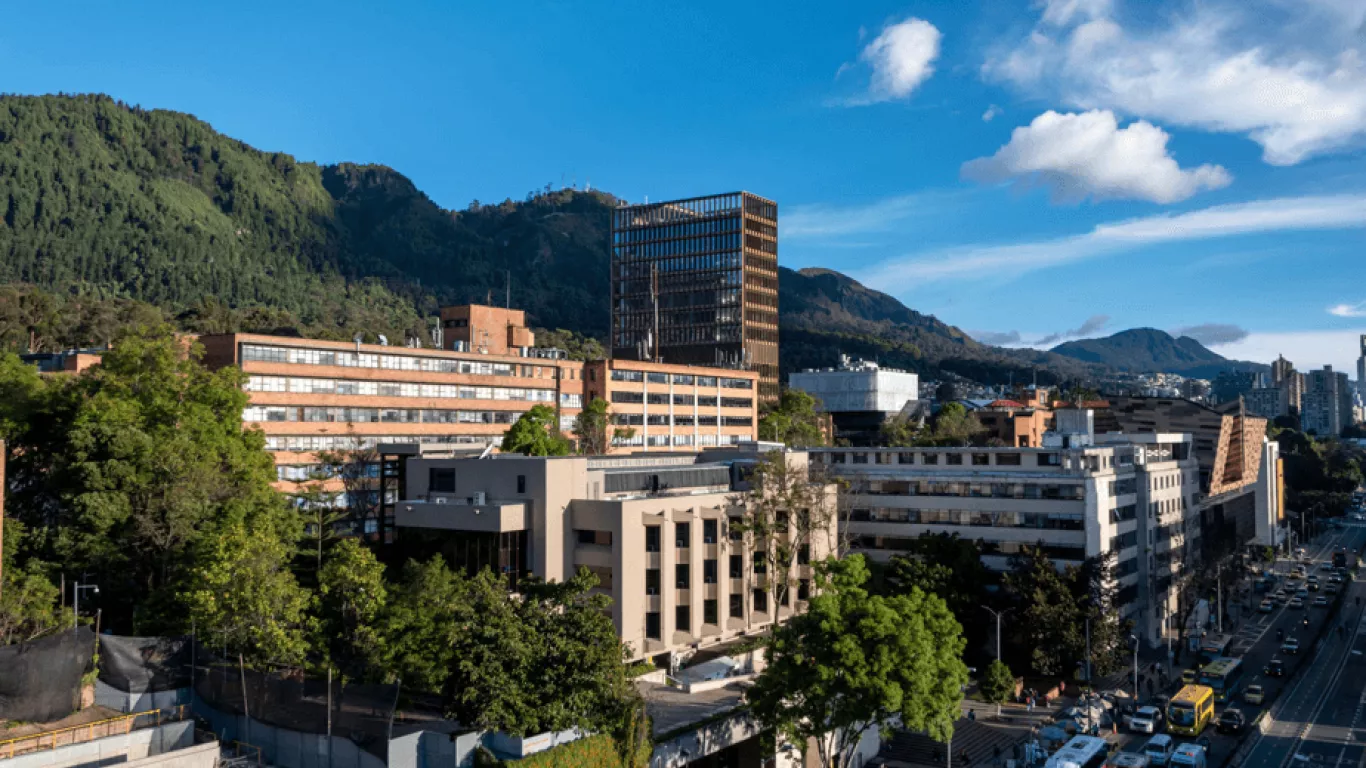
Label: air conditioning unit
xmin=434 ymin=497 xmax=448 ymax=505
xmin=472 ymin=491 xmax=487 ymax=505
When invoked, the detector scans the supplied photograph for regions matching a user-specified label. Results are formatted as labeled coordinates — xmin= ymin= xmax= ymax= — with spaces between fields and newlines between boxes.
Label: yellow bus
xmin=1167 ymin=684 xmax=1215 ymax=736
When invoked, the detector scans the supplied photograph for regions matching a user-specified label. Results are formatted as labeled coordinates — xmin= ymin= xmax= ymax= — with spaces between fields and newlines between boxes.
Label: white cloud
xmin=983 ymin=1 xmax=1366 ymax=164
xmin=857 ymin=193 xmax=1366 ymax=285
xmin=962 ymin=110 xmax=1231 ymax=203
xmin=1213 ymin=329 xmax=1366 ymax=373
xmin=782 ymin=191 xmax=964 ymax=240
xmin=970 ymin=329 xmax=1022 ymax=345
xmin=1328 ymin=301 xmax=1366 ymax=318
xmin=982 ymin=104 xmax=1003 ymax=122
xmin=1172 ymin=323 xmax=1250 ymax=345
xmin=851 ymin=17 xmax=941 ymax=104
xmin=1034 ymin=314 xmax=1110 ymax=345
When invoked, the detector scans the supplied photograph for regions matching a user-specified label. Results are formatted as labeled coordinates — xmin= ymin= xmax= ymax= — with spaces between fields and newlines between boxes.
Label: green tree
xmin=444 ymin=568 xmax=629 ymax=736
xmin=758 ymin=388 xmax=827 ymax=448
xmin=979 ymin=659 xmax=1016 ymax=705
xmin=315 ymin=539 xmax=388 ymax=680
xmin=573 ymin=397 xmax=611 ymax=455
xmin=500 ymin=404 xmax=571 ymax=456
xmin=0 ymin=328 xmax=292 ymax=633
xmin=1001 ymin=546 xmax=1083 ymax=677
xmin=746 ymin=555 xmax=968 ymax=768
xmin=0 ymin=519 xmax=62 ymax=646
xmin=878 ymin=415 xmax=926 ymax=447
xmin=181 ymin=521 xmax=312 ymax=667
xmin=884 ymin=534 xmax=994 ymax=661
xmin=930 ymin=402 xmax=984 ymax=447
xmin=380 ymin=556 xmax=474 ymax=692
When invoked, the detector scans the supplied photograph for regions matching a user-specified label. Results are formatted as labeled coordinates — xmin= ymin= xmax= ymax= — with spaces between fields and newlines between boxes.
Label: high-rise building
xmin=610 ymin=192 xmax=779 ymax=402
xmin=1357 ymin=335 xmax=1366 ymax=398
xmin=1271 ymin=355 xmax=1303 ymax=415
xmin=1302 ymin=366 xmax=1352 ymax=436
xmin=1211 ymin=370 xmax=1265 ymax=405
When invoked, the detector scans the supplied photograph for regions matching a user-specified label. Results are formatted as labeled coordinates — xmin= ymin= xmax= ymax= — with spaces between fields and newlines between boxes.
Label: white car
xmin=1131 ymin=705 xmax=1163 ymax=734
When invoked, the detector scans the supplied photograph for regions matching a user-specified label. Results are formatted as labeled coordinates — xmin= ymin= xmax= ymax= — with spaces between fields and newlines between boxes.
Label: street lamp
xmin=1130 ymin=634 xmax=1140 ymax=701
xmin=981 ymin=606 xmax=1011 ymax=717
xmin=73 ymin=582 xmax=99 ymax=629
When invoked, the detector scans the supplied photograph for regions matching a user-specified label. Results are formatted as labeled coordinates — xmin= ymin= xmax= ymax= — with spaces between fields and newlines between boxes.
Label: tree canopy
xmin=501 ymin=404 xmax=572 ymax=456
xmin=573 ymin=397 xmax=611 ymax=455
xmin=759 ymin=388 xmax=828 ymax=448
xmin=747 ymin=555 xmax=968 ymax=768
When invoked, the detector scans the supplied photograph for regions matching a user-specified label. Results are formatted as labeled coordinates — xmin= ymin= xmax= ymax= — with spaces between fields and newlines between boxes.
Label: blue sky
xmin=4 ymin=0 xmax=1366 ymax=372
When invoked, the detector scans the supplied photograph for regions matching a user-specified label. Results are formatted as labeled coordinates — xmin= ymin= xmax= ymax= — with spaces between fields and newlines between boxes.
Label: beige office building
xmin=394 ymin=444 xmax=838 ymax=661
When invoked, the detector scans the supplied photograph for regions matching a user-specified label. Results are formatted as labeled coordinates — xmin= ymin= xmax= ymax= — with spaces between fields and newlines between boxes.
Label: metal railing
xmin=0 ymin=704 xmax=190 ymax=760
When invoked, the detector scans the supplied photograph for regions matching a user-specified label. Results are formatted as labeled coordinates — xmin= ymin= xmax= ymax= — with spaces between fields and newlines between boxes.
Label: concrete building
xmin=1357 ymin=336 xmax=1366 ymax=399
xmin=583 ymin=359 xmax=758 ymax=451
xmin=19 ymin=347 xmax=106 ymax=374
xmin=393 ymin=443 xmax=838 ymax=661
xmin=1244 ymin=386 xmax=1287 ymax=420
xmin=1302 ymin=366 xmax=1352 ymax=436
xmin=815 ymin=420 xmax=1201 ymax=647
xmin=1271 ymin=355 xmax=1303 ymax=415
xmin=1211 ymin=371 xmax=1266 ymax=406
xmin=787 ymin=356 xmax=921 ymax=445
xmin=975 ymin=389 xmax=1055 ymax=448
xmin=610 ymin=192 xmax=779 ymax=402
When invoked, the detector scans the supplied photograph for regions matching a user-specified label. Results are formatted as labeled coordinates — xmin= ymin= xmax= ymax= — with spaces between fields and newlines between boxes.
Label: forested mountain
xmin=1050 ymin=328 xmax=1264 ymax=377
xmin=0 ymin=93 xmax=1105 ymax=384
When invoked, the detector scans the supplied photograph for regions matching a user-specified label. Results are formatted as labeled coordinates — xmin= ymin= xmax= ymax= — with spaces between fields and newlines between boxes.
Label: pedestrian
xmin=1027 ymin=695 xmax=1035 ymax=712
xmin=969 ymin=708 xmax=976 ymax=722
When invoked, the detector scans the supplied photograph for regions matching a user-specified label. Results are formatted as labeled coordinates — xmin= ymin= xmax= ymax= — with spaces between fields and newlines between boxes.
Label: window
xmin=645 ymin=526 xmax=661 ymax=552
xmin=676 ymin=564 xmax=690 ymax=589
xmin=972 ymin=454 xmax=990 ymax=466
xmin=798 ymin=544 xmax=811 ymax=565
xmin=675 ymin=522 xmax=690 ymax=548
xmin=577 ymin=530 xmax=612 ymax=546
xmin=703 ymin=519 xmax=718 ymax=544
xmin=645 ymin=569 xmax=661 ymax=595
xmin=704 ymin=599 xmax=718 ymax=625
xmin=516 ymin=475 xmax=526 ymax=494
xmin=729 ymin=519 xmax=743 ymax=541
xmin=729 ymin=555 xmax=743 ymax=579
xmin=704 ymin=559 xmax=718 ymax=584
xmin=429 ymin=468 xmax=456 ymax=493
xmin=946 ymin=453 xmax=963 ymax=465
xmin=645 ymin=612 xmax=661 ymax=640
xmin=753 ymin=589 xmax=768 ymax=612
xmin=675 ymin=605 xmax=690 ymax=632
xmin=923 ymin=453 xmax=940 ymax=465
xmin=729 ymin=594 xmax=744 ymax=618
xmin=753 ymin=553 xmax=767 ymax=574
xmin=798 ymin=579 xmax=811 ymax=601
xmin=997 ymin=453 xmax=1021 ymax=466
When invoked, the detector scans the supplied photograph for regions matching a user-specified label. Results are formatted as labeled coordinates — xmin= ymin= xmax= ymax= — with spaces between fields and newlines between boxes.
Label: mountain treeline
xmin=0 ymin=92 xmax=1108 ymax=384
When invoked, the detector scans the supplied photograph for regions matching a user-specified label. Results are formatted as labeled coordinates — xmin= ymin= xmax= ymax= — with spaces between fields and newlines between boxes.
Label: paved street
xmin=1108 ymin=524 xmax=1366 ymax=768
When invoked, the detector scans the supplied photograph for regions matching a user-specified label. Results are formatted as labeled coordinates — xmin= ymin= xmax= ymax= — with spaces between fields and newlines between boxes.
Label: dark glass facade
xmin=611 ymin=191 xmax=779 ymax=401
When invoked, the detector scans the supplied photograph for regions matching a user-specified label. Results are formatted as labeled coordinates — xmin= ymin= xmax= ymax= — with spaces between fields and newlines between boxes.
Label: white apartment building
xmin=813 ymin=419 xmax=1201 ymax=648
xmin=392 ymin=443 xmax=838 ymax=662
xmin=788 ymin=356 xmax=922 ymax=445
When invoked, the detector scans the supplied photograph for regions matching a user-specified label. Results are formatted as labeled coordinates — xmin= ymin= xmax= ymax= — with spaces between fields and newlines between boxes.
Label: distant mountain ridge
xmin=1050 ymin=328 xmax=1265 ymax=377
xmin=0 ymin=92 xmax=1109 ymax=386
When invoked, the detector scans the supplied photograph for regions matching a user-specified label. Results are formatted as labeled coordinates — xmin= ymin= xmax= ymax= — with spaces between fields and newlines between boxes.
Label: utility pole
xmin=982 ymin=606 xmax=1009 ymax=717
xmin=1131 ymin=634 xmax=1139 ymax=700
xmin=1085 ymin=618 xmax=1093 ymax=687
xmin=1217 ymin=570 xmax=1223 ymax=634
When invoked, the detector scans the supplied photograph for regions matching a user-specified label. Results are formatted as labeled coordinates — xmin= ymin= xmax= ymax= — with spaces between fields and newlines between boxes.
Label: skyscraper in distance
xmin=1357 ymin=335 xmax=1366 ymax=398
xmin=610 ymin=192 xmax=779 ymax=402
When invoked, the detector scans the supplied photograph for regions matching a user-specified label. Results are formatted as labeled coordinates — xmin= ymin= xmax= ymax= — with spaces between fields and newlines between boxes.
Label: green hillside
xmin=0 ymin=93 xmax=1104 ymax=385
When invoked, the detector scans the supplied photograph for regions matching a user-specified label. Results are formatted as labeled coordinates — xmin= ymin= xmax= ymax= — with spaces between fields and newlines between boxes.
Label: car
xmin=1217 ymin=708 xmax=1247 ymax=734
xmin=1244 ymin=685 xmax=1266 ymax=705
xmin=1308 ymin=580 xmax=1321 ymax=592
xmin=1328 ymin=583 xmax=1341 ymax=595
xmin=1265 ymin=658 xmax=1286 ymax=677
xmin=1288 ymin=570 xmax=1303 ymax=580
xmin=1315 ymin=596 xmax=1330 ymax=607
xmin=1322 ymin=562 xmax=1335 ymax=571
xmin=1260 ymin=599 xmax=1275 ymax=613
xmin=1282 ymin=637 xmax=1301 ymax=654
xmin=1131 ymin=705 xmax=1164 ymax=734
xmin=1182 ymin=668 xmax=1199 ymax=684
xmin=1331 ymin=574 xmax=1345 ymax=584
xmin=1290 ymin=597 xmax=1305 ymax=609
xmin=1296 ymin=588 xmax=1310 ymax=599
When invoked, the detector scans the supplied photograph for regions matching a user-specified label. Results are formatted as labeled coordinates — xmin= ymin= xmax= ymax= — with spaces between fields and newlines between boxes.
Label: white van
xmin=1170 ymin=744 xmax=1206 ymax=768
xmin=1143 ymin=735 xmax=1175 ymax=767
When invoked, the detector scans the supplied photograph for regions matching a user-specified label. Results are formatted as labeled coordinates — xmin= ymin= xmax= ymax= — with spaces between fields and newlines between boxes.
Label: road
xmin=1110 ymin=524 xmax=1366 ymax=768
xmin=1239 ymin=526 xmax=1366 ymax=768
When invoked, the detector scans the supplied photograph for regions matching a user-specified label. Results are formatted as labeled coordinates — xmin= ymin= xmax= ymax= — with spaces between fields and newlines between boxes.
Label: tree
xmin=877 ymin=415 xmax=926 ymax=447
xmin=573 ymin=397 xmax=611 ymax=455
xmin=315 ymin=539 xmax=388 ymax=680
xmin=0 ymin=328 xmax=293 ymax=633
xmin=746 ymin=555 xmax=968 ymax=768
xmin=444 ymin=567 xmax=630 ymax=736
xmin=0 ymin=519 xmax=62 ymax=646
xmin=500 ymin=404 xmax=571 ymax=456
xmin=316 ymin=443 xmax=382 ymax=537
xmin=930 ymin=402 xmax=984 ymax=447
xmin=1001 ymin=546 xmax=1083 ymax=676
xmin=979 ymin=660 xmax=1015 ymax=706
xmin=759 ymin=389 xmax=827 ymax=448
xmin=884 ymin=534 xmax=994 ymax=662
xmin=730 ymin=451 xmax=838 ymax=616
xmin=181 ymin=521 xmax=312 ymax=667
xmin=380 ymin=556 xmax=474 ymax=692
xmin=1074 ymin=552 xmax=1133 ymax=678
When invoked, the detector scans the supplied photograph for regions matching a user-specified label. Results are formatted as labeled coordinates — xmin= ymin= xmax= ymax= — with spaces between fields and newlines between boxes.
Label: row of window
xmin=828 ymin=451 xmax=1056 ymax=467
xmin=612 ymin=414 xmax=754 ymax=428
xmin=610 ymin=392 xmax=754 ymax=408
xmin=642 ymin=584 xmax=806 ymax=641
xmin=243 ymin=343 xmax=554 ymax=377
xmin=264 ymin=434 xmax=498 ymax=452
xmin=854 ymin=536 xmax=1086 ymax=562
xmin=613 ymin=215 xmax=740 ymax=245
xmin=851 ymin=480 xmax=1086 ymax=501
xmin=276 ymin=463 xmax=382 ymax=481
xmin=245 ymin=376 xmax=558 ymax=402
xmin=848 ymin=507 xmax=1085 ymax=531
xmin=1109 ymin=478 xmax=1138 ymax=497
xmin=612 ymin=433 xmax=747 ymax=448
xmin=245 ymin=405 xmax=531 ymax=425
xmin=614 ymin=239 xmax=744 ymax=262
xmin=1109 ymin=530 xmax=1140 ymax=552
